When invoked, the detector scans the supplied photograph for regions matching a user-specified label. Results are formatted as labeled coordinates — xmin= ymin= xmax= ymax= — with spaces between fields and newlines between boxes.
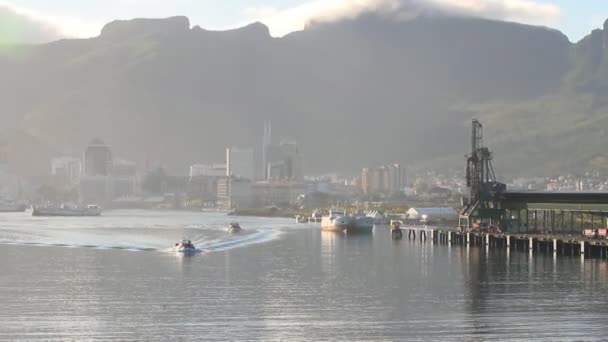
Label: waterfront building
xmin=188 ymin=163 xmax=229 ymax=207
xmin=217 ymin=177 xmax=253 ymax=209
xmin=51 ymin=157 xmax=82 ymax=186
xmin=252 ymin=181 xmax=307 ymax=207
xmin=361 ymin=163 xmax=404 ymax=195
xmin=84 ymin=139 xmax=113 ymax=177
xmin=226 ymin=147 xmax=255 ymax=181
xmin=188 ymin=175 xmax=221 ymax=205
xmin=189 ymin=163 xmax=226 ymax=178
xmin=111 ymin=159 xmax=138 ymax=198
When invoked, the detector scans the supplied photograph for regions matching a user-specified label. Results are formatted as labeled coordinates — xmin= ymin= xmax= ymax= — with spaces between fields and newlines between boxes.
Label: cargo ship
xmin=348 ymin=214 xmax=374 ymax=234
xmin=0 ymin=201 xmax=28 ymax=213
xmin=32 ymin=204 xmax=102 ymax=217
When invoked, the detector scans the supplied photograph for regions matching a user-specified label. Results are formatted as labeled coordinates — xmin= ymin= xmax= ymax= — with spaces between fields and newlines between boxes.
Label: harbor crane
xmin=459 ymin=119 xmax=506 ymax=230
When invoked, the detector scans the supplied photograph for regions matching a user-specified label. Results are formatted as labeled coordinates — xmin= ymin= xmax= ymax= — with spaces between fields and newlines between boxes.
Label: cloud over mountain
xmin=0 ymin=0 xmax=100 ymax=44
xmin=245 ymin=0 xmax=561 ymax=37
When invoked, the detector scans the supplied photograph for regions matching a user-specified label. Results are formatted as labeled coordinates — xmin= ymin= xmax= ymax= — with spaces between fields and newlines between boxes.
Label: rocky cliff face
xmin=0 ymin=14 xmax=601 ymax=181
xmin=100 ymin=16 xmax=192 ymax=38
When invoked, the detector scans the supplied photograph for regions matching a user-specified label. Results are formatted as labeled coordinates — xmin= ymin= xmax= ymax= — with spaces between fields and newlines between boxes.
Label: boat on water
xmin=0 ymin=201 xmax=28 ymax=213
xmin=174 ymin=240 xmax=198 ymax=254
xmin=229 ymin=222 xmax=243 ymax=234
xmin=321 ymin=210 xmax=354 ymax=232
xmin=32 ymin=204 xmax=102 ymax=217
xmin=348 ymin=214 xmax=374 ymax=234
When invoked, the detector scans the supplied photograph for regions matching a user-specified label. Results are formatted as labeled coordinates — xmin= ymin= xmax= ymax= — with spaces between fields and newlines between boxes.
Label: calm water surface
xmin=1 ymin=210 xmax=608 ymax=341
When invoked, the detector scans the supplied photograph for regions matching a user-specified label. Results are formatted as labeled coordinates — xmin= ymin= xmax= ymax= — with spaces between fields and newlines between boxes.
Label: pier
xmin=389 ymin=119 xmax=608 ymax=259
xmin=392 ymin=224 xmax=608 ymax=258
xmin=459 ymin=120 xmax=608 ymax=237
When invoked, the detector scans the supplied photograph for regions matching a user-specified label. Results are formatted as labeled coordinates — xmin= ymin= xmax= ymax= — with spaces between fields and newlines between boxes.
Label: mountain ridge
xmin=0 ymin=14 xmax=604 ymax=182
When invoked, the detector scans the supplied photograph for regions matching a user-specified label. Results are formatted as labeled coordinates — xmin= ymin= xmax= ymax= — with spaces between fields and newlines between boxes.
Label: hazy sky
xmin=0 ymin=0 xmax=606 ymax=43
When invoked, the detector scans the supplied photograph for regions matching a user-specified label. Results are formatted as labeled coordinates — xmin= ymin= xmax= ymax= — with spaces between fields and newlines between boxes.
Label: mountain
xmin=466 ymin=19 xmax=608 ymax=177
xmin=0 ymin=14 xmax=594 ymax=182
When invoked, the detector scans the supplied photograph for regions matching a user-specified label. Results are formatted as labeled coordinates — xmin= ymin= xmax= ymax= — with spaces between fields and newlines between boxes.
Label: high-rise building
xmin=261 ymin=122 xmax=303 ymax=181
xmin=84 ymin=139 xmax=113 ymax=176
xmin=226 ymin=147 xmax=255 ymax=181
xmin=51 ymin=157 xmax=82 ymax=185
xmin=265 ymin=140 xmax=303 ymax=181
xmin=362 ymin=167 xmax=385 ymax=194
xmin=0 ymin=138 xmax=7 ymax=175
xmin=80 ymin=139 xmax=113 ymax=204
xmin=361 ymin=163 xmax=404 ymax=195
xmin=386 ymin=164 xmax=403 ymax=194
xmin=262 ymin=121 xmax=271 ymax=180
xmin=279 ymin=139 xmax=303 ymax=181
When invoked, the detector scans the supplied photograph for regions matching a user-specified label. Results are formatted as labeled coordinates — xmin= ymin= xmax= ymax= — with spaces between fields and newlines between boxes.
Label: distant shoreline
xmin=231 ymin=208 xmax=307 ymax=219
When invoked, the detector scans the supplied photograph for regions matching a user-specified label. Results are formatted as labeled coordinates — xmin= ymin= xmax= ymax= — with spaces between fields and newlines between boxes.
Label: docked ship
xmin=32 ymin=204 xmax=102 ymax=217
xmin=321 ymin=210 xmax=354 ymax=232
xmin=348 ymin=214 xmax=374 ymax=234
xmin=0 ymin=201 xmax=28 ymax=213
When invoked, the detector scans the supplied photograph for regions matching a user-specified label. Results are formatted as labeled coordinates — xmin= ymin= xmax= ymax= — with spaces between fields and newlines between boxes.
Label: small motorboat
xmin=174 ymin=239 xmax=198 ymax=254
xmin=228 ymin=222 xmax=243 ymax=234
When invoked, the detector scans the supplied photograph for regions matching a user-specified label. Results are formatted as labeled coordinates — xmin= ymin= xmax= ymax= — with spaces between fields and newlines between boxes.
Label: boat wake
xmin=0 ymin=224 xmax=285 ymax=254
xmin=202 ymin=229 xmax=281 ymax=252
xmin=0 ymin=240 xmax=159 ymax=252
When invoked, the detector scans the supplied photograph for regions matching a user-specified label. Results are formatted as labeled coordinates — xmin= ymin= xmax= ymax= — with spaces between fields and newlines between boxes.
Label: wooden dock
xmin=394 ymin=225 xmax=608 ymax=259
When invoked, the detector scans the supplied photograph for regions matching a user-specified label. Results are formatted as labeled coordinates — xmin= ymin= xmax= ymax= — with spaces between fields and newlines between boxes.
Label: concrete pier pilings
xmin=400 ymin=228 xmax=608 ymax=259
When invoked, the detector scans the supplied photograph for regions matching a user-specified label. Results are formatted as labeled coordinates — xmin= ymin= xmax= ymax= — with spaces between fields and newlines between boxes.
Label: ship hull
xmin=346 ymin=217 xmax=374 ymax=234
xmin=345 ymin=225 xmax=374 ymax=234
xmin=32 ymin=208 xmax=102 ymax=217
xmin=0 ymin=205 xmax=27 ymax=213
xmin=321 ymin=223 xmax=352 ymax=233
xmin=321 ymin=215 xmax=354 ymax=233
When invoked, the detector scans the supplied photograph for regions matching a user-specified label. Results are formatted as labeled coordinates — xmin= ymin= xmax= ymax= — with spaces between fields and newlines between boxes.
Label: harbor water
xmin=1 ymin=211 xmax=608 ymax=341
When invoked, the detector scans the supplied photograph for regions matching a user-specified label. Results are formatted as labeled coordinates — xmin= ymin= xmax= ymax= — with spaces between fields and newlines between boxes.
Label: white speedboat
xmin=174 ymin=240 xmax=198 ymax=254
xmin=228 ymin=222 xmax=243 ymax=234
